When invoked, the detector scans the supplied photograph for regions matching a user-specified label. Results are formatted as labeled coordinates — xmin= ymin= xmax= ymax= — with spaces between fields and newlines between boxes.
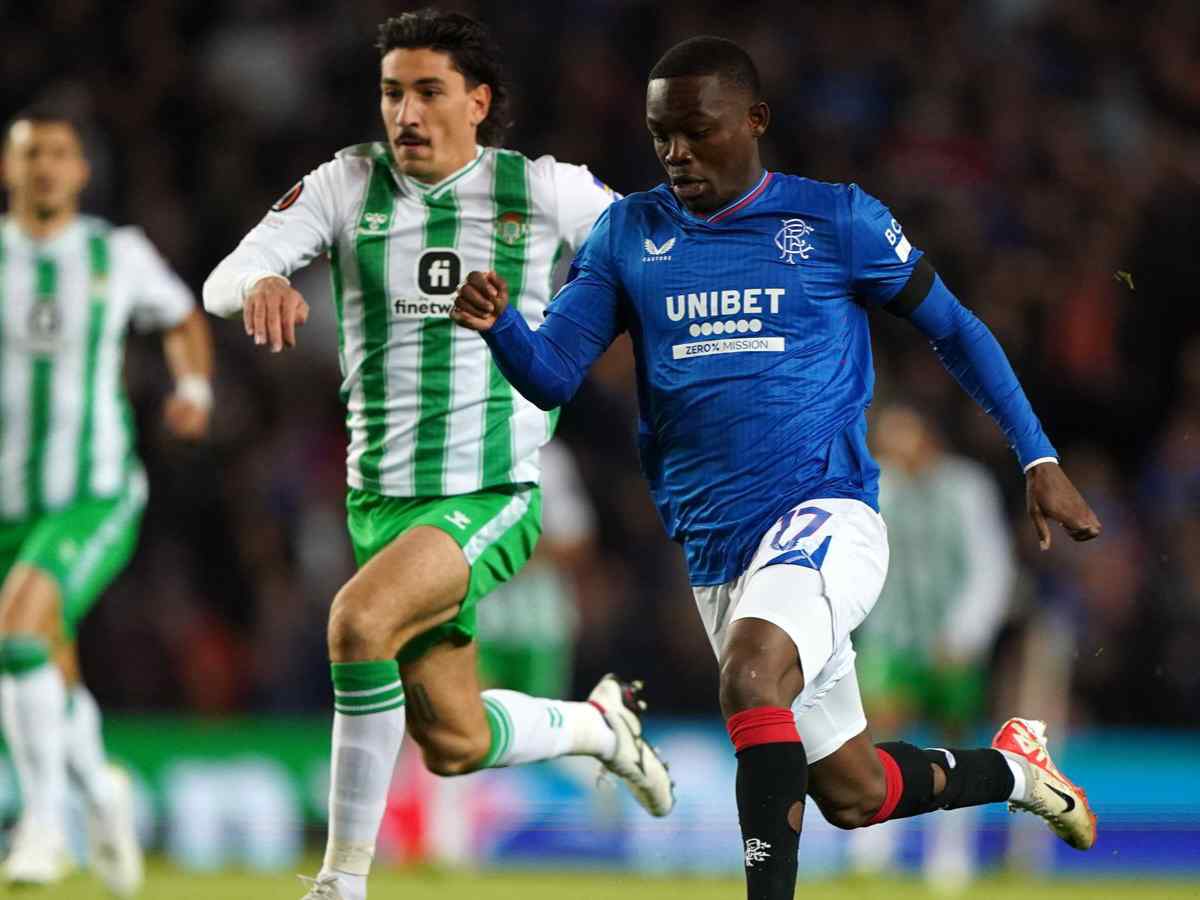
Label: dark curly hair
xmin=377 ymin=9 xmax=512 ymax=147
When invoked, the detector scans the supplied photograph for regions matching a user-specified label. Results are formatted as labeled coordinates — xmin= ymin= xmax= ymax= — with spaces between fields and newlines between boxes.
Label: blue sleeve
xmin=847 ymin=185 xmax=925 ymax=306
xmin=481 ymin=207 xmax=624 ymax=410
xmin=909 ymin=275 xmax=1058 ymax=468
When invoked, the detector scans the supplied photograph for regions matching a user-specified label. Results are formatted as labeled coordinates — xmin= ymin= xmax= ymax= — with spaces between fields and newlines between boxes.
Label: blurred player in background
xmin=476 ymin=439 xmax=594 ymax=699
xmin=850 ymin=404 xmax=1015 ymax=890
xmin=454 ymin=35 xmax=1103 ymax=900
xmin=203 ymin=11 xmax=672 ymax=900
xmin=0 ymin=108 xmax=213 ymax=893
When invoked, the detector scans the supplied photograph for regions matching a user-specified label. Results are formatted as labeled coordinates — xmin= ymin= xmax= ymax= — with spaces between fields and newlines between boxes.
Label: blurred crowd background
xmin=3 ymin=0 xmax=1198 ymax=728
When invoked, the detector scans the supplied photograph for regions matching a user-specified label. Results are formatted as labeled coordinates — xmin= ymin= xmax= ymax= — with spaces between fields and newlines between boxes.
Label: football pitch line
xmin=22 ymin=862 xmax=1200 ymax=900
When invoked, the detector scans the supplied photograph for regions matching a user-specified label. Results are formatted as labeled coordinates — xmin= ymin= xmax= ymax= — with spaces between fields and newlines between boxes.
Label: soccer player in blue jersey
xmin=453 ymin=36 xmax=1103 ymax=900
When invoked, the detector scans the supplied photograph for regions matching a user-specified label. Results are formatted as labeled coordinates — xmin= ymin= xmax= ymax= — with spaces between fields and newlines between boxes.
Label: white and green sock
xmin=479 ymin=689 xmax=616 ymax=768
xmin=0 ymin=638 xmax=67 ymax=832
xmin=65 ymin=684 xmax=115 ymax=815
xmin=319 ymin=660 xmax=406 ymax=900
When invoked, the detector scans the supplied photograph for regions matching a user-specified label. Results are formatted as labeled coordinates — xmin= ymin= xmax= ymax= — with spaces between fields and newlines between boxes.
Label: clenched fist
xmin=451 ymin=270 xmax=510 ymax=332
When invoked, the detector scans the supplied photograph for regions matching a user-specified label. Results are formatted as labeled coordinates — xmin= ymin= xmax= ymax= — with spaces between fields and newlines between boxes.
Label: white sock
xmin=1003 ymin=753 xmax=1028 ymax=802
xmin=848 ymin=815 xmax=900 ymax=873
xmin=319 ymin=705 xmax=406 ymax=900
xmin=65 ymin=684 xmax=115 ymax=815
xmin=925 ymin=805 xmax=975 ymax=885
xmin=480 ymin=690 xmax=616 ymax=767
xmin=0 ymin=664 xmax=68 ymax=831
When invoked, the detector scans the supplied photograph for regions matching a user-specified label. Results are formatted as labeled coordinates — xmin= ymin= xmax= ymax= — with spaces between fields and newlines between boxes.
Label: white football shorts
xmin=692 ymin=498 xmax=889 ymax=763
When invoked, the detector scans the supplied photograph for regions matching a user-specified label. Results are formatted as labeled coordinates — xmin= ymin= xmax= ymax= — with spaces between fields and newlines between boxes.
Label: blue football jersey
xmin=546 ymin=172 xmax=924 ymax=585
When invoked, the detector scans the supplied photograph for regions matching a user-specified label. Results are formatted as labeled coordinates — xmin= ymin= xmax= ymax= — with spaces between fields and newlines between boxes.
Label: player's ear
xmin=748 ymin=101 xmax=770 ymax=139
xmin=469 ymin=82 xmax=492 ymax=130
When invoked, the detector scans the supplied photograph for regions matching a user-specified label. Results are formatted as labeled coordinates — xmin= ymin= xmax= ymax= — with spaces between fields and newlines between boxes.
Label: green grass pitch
xmin=27 ymin=862 xmax=1200 ymax=899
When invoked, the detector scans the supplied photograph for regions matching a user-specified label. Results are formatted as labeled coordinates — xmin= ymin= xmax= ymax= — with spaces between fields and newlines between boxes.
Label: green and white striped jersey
xmin=204 ymin=143 xmax=615 ymax=497
xmin=857 ymin=456 xmax=1015 ymax=661
xmin=0 ymin=216 xmax=194 ymax=521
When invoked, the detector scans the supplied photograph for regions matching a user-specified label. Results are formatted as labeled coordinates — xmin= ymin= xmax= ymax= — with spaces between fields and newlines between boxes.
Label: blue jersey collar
xmin=679 ymin=170 xmax=773 ymax=224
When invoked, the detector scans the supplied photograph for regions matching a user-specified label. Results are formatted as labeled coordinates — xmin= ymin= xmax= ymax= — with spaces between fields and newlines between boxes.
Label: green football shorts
xmin=856 ymin=645 xmax=986 ymax=726
xmin=345 ymin=483 xmax=542 ymax=666
xmin=477 ymin=641 xmax=572 ymax=699
xmin=0 ymin=469 xmax=147 ymax=638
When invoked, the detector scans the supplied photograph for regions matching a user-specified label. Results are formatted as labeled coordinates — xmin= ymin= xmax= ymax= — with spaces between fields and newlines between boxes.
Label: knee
xmin=327 ymin=583 xmax=395 ymax=661
xmin=0 ymin=568 xmax=61 ymax=638
xmin=812 ymin=775 xmax=887 ymax=830
xmin=718 ymin=648 xmax=800 ymax=717
xmin=412 ymin=728 xmax=490 ymax=777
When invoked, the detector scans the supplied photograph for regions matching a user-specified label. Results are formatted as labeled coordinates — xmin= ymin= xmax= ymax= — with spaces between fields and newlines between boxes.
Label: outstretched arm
xmin=904 ymin=268 xmax=1102 ymax=548
xmin=452 ymin=268 xmax=622 ymax=410
xmin=203 ymin=164 xmax=339 ymax=351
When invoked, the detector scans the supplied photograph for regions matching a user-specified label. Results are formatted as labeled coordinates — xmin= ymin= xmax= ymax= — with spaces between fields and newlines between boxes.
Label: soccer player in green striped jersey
xmin=0 ymin=108 xmax=214 ymax=893
xmin=204 ymin=11 xmax=673 ymax=900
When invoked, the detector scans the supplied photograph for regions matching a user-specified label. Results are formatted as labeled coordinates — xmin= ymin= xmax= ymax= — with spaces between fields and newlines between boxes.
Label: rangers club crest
xmin=744 ymin=838 xmax=772 ymax=867
xmin=774 ymin=218 xmax=814 ymax=264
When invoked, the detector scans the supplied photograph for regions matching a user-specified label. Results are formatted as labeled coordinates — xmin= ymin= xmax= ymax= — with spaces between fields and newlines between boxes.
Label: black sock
xmin=924 ymin=747 xmax=1015 ymax=810
xmin=735 ymin=741 xmax=808 ymax=899
xmin=727 ymin=706 xmax=808 ymax=900
xmin=873 ymin=741 xmax=1015 ymax=821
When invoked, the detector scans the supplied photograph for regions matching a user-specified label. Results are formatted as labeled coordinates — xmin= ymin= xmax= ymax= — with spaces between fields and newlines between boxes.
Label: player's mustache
xmin=394 ymin=131 xmax=430 ymax=146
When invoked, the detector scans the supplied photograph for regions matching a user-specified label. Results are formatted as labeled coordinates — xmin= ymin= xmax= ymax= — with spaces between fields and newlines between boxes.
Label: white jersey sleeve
xmin=939 ymin=459 xmax=1016 ymax=661
xmin=202 ymin=156 xmax=351 ymax=317
xmin=111 ymin=227 xmax=195 ymax=331
xmin=539 ymin=440 xmax=596 ymax=543
xmin=532 ymin=156 xmax=619 ymax=252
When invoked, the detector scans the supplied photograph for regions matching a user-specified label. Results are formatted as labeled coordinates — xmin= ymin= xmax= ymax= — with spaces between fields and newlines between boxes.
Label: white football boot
xmin=992 ymin=717 xmax=1097 ymax=850
xmin=588 ymin=674 xmax=675 ymax=817
xmin=3 ymin=818 xmax=75 ymax=886
xmin=298 ymin=873 xmax=346 ymax=899
xmin=87 ymin=764 xmax=144 ymax=896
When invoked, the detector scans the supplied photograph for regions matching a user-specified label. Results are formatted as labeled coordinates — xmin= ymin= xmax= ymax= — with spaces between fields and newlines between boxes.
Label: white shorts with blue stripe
xmin=692 ymin=498 xmax=889 ymax=763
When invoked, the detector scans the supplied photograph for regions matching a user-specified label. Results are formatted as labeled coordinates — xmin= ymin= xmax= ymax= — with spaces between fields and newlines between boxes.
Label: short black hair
xmin=649 ymin=36 xmax=762 ymax=99
xmin=4 ymin=104 xmax=85 ymax=149
xmin=376 ymin=8 xmax=512 ymax=147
